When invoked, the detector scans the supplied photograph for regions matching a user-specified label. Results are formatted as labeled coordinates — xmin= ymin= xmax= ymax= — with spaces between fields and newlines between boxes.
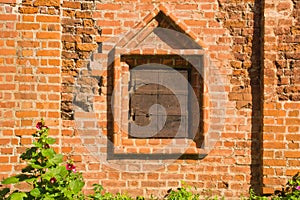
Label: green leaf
xmin=33 ymin=141 xmax=42 ymax=148
xmin=46 ymin=137 xmax=56 ymax=144
xmin=43 ymin=165 xmax=67 ymax=181
xmin=9 ymin=192 xmax=27 ymax=200
xmin=25 ymin=177 xmax=36 ymax=183
xmin=43 ymin=196 xmax=55 ymax=200
xmin=2 ymin=176 xmax=19 ymax=184
xmin=30 ymin=163 xmax=43 ymax=169
xmin=49 ymin=154 xmax=63 ymax=165
xmin=41 ymin=149 xmax=55 ymax=158
xmin=57 ymin=165 xmax=68 ymax=177
xmin=2 ymin=174 xmax=34 ymax=185
xmin=63 ymin=189 xmax=73 ymax=199
xmin=70 ymin=180 xmax=84 ymax=194
xmin=30 ymin=188 xmax=40 ymax=197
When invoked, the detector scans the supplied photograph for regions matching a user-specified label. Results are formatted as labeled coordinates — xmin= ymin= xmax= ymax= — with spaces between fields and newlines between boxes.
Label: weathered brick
xmin=19 ymin=7 xmax=38 ymax=14
xmin=75 ymin=11 xmax=92 ymax=19
xmin=76 ymin=43 xmax=97 ymax=52
xmin=33 ymin=0 xmax=60 ymax=7
xmin=76 ymin=27 xmax=96 ymax=35
xmin=63 ymin=1 xmax=81 ymax=9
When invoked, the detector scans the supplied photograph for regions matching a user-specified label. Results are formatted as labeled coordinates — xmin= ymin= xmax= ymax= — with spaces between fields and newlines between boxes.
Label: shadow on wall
xmin=249 ymin=0 xmax=264 ymax=195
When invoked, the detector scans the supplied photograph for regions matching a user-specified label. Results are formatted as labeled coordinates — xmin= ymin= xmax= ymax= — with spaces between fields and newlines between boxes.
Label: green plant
xmin=248 ymin=173 xmax=300 ymax=200
xmin=88 ymin=183 xmax=139 ymax=200
xmin=271 ymin=172 xmax=300 ymax=200
xmin=88 ymin=184 xmax=114 ymax=200
xmin=248 ymin=189 xmax=268 ymax=200
xmin=0 ymin=119 xmax=85 ymax=200
xmin=163 ymin=184 xmax=200 ymax=200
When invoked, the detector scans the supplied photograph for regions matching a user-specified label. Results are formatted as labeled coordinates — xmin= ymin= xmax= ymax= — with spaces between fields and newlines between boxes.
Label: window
xmin=122 ymin=55 xmax=203 ymax=142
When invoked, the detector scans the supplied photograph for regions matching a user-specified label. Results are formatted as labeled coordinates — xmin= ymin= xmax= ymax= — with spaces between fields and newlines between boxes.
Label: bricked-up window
xmin=122 ymin=55 xmax=203 ymax=141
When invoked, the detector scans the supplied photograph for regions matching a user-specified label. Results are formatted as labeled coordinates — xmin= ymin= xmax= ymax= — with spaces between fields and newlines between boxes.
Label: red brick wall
xmin=263 ymin=0 xmax=300 ymax=194
xmin=0 ymin=0 xmax=299 ymax=198
xmin=0 ymin=0 xmax=61 ymax=180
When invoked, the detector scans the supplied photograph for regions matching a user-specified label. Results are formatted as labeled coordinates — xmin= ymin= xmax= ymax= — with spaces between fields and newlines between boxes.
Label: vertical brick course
xmin=263 ymin=0 xmax=300 ymax=194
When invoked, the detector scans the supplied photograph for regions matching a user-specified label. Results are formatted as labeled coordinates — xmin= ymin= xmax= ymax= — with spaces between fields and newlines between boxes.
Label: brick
xmin=141 ymin=181 xmax=166 ymax=187
xmin=0 ymin=164 xmax=12 ymax=172
xmin=288 ymin=110 xmax=299 ymax=117
xmin=97 ymin=20 xmax=121 ymax=27
xmin=0 ymin=102 xmax=16 ymax=108
xmin=76 ymin=43 xmax=97 ymax=52
xmin=0 ymin=14 xmax=16 ymax=21
xmin=0 ymin=66 xmax=16 ymax=73
xmin=0 ymin=156 xmax=9 ymax=163
xmin=76 ymin=27 xmax=95 ymax=35
xmin=263 ymin=177 xmax=286 ymax=186
xmin=0 ymin=84 xmax=15 ymax=90
xmin=38 ymin=67 xmax=60 ymax=74
xmin=16 ymin=23 xmax=40 ymax=30
xmin=96 ymin=3 xmax=121 ymax=10
xmin=175 ymin=4 xmax=198 ymax=10
xmin=36 ymin=15 xmax=60 ymax=23
xmin=0 ymin=0 xmax=16 ymax=3
xmin=36 ymin=50 xmax=60 ymax=57
xmin=37 ymin=85 xmax=60 ymax=92
xmin=264 ymin=141 xmax=286 ymax=149
xmin=36 ymin=32 xmax=60 ymax=39
xmin=288 ymin=126 xmax=299 ymax=133
xmin=160 ymin=174 xmax=184 ymax=180
xmin=6 ymin=40 xmax=14 ymax=47
xmin=16 ymin=111 xmax=38 ymax=118
xmin=19 ymin=7 xmax=38 ymax=14
xmin=0 ymin=139 xmax=10 ymax=145
xmin=22 ymin=49 xmax=33 ymax=56
xmin=18 ymin=41 xmax=40 ymax=48
xmin=263 ymin=126 xmax=286 ymax=133
xmin=34 ymin=0 xmax=60 ymax=7
xmin=21 ymin=32 xmax=33 ymax=39
xmin=286 ymin=118 xmax=300 ymax=125
xmin=285 ymin=151 xmax=300 ymax=158
xmin=0 ymin=49 xmax=16 ymax=56
xmin=14 ymin=93 xmax=37 ymax=100
xmin=263 ymin=159 xmax=286 ymax=166
xmin=286 ymin=169 xmax=300 ymax=176
xmin=36 ymin=102 xmax=59 ymax=109
xmin=63 ymin=1 xmax=81 ymax=9
xmin=48 ymin=42 xmax=61 ymax=48
xmin=116 ymin=13 xmax=139 ymax=19
xmin=75 ymin=11 xmax=92 ymax=19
